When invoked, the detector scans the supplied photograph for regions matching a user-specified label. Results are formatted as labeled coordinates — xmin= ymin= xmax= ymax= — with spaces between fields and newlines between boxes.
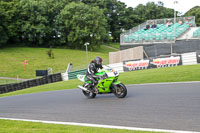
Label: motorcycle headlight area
xmin=114 ymin=71 xmax=119 ymax=76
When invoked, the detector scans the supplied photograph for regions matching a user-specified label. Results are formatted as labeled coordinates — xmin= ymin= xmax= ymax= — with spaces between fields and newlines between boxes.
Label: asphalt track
xmin=0 ymin=82 xmax=200 ymax=132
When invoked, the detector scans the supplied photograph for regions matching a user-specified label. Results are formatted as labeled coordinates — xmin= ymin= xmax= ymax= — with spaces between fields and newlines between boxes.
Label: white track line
xmin=0 ymin=117 xmax=199 ymax=133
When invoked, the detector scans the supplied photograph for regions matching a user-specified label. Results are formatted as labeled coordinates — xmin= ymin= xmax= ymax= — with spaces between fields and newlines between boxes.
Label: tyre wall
xmin=0 ymin=73 xmax=62 ymax=94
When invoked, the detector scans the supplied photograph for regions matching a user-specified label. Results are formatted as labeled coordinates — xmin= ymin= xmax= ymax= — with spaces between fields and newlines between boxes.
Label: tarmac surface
xmin=0 ymin=82 xmax=200 ymax=132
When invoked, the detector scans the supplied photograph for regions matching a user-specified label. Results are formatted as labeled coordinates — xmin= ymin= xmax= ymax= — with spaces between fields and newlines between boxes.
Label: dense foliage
xmin=58 ymin=2 xmax=108 ymax=49
xmin=0 ymin=0 xmax=197 ymax=49
xmin=0 ymin=0 xmax=20 ymax=46
xmin=185 ymin=6 xmax=200 ymax=26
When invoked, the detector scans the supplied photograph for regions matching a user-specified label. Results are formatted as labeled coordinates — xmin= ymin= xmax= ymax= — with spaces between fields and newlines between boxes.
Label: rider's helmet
xmin=94 ymin=57 xmax=103 ymax=67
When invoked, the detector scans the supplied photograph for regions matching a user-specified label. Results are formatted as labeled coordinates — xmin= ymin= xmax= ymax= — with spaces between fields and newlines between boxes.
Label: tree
xmin=119 ymin=7 xmax=141 ymax=31
xmin=18 ymin=0 xmax=73 ymax=47
xmin=81 ymin=0 xmax=174 ymax=42
xmin=133 ymin=2 xmax=174 ymax=22
xmin=81 ymin=0 xmax=131 ymax=42
xmin=184 ymin=6 xmax=200 ymax=26
xmin=0 ymin=4 xmax=8 ymax=46
xmin=19 ymin=0 xmax=50 ymax=46
xmin=0 ymin=0 xmax=20 ymax=46
xmin=58 ymin=2 xmax=108 ymax=49
xmin=105 ymin=1 xmax=127 ymax=42
xmin=0 ymin=0 xmax=178 ymax=47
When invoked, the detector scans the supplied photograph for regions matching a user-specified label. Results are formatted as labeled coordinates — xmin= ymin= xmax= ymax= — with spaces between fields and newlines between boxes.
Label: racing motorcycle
xmin=77 ymin=67 xmax=127 ymax=99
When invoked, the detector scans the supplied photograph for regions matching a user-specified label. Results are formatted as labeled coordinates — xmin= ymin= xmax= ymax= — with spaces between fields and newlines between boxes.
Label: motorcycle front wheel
xmin=113 ymin=83 xmax=127 ymax=98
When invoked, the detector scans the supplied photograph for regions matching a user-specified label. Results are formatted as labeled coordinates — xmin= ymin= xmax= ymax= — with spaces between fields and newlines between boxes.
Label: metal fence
xmin=68 ymin=69 xmax=87 ymax=80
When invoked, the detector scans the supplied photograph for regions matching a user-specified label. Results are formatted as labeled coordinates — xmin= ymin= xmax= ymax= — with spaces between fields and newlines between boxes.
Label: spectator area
xmin=124 ymin=23 xmax=190 ymax=42
xmin=121 ymin=16 xmax=196 ymax=44
xmin=193 ymin=27 xmax=200 ymax=37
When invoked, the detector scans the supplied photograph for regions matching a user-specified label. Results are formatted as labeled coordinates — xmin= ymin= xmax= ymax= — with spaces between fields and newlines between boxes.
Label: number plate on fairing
xmin=77 ymin=75 xmax=86 ymax=82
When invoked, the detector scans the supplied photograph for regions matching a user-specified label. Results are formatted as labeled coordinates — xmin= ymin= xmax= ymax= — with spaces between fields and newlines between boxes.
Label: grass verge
xmin=0 ymin=79 xmax=19 ymax=85
xmin=105 ymin=42 xmax=120 ymax=49
xmin=1 ymin=64 xmax=200 ymax=98
xmin=119 ymin=64 xmax=200 ymax=84
xmin=0 ymin=45 xmax=116 ymax=79
xmin=0 ymin=119 xmax=165 ymax=133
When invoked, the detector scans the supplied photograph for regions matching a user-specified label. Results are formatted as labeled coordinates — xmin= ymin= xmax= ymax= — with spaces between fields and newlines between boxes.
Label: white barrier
xmin=181 ymin=52 xmax=197 ymax=65
xmin=103 ymin=62 xmax=124 ymax=73
xmin=61 ymin=73 xmax=69 ymax=81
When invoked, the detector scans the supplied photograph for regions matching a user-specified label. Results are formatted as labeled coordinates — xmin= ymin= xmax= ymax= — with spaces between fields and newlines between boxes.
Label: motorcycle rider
xmin=86 ymin=57 xmax=103 ymax=92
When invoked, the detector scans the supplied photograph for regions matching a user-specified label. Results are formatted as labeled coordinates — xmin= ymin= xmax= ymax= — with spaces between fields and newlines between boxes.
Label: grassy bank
xmin=0 ymin=119 xmax=164 ymax=133
xmin=1 ymin=64 xmax=200 ymax=98
xmin=0 ymin=79 xmax=19 ymax=85
xmin=0 ymin=46 xmax=116 ymax=79
xmin=105 ymin=42 xmax=120 ymax=49
xmin=119 ymin=64 xmax=200 ymax=84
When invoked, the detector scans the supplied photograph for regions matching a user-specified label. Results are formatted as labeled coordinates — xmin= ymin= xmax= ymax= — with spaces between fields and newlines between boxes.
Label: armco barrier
xmin=0 ymin=73 xmax=62 ymax=94
xmin=68 ymin=69 xmax=87 ymax=80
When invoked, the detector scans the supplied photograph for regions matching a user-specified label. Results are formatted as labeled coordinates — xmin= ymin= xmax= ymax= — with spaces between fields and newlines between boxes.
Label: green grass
xmin=0 ymin=119 xmax=165 ymax=133
xmin=119 ymin=64 xmax=200 ymax=84
xmin=0 ymin=45 xmax=116 ymax=79
xmin=105 ymin=42 xmax=120 ymax=49
xmin=1 ymin=64 xmax=200 ymax=98
xmin=0 ymin=79 xmax=19 ymax=85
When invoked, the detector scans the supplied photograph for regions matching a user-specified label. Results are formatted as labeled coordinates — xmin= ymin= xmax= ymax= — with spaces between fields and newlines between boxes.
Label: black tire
xmin=82 ymin=84 xmax=96 ymax=99
xmin=82 ymin=90 xmax=96 ymax=99
xmin=113 ymin=83 xmax=127 ymax=98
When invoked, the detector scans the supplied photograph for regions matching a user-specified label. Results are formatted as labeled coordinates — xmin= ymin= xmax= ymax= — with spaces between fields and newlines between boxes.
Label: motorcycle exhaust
xmin=78 ymin=85 xmax=89 ymax=92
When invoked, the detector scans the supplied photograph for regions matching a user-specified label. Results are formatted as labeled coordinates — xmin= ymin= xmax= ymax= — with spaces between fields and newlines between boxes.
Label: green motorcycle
xmin=77 ymin=67 xmax=127 ymax=99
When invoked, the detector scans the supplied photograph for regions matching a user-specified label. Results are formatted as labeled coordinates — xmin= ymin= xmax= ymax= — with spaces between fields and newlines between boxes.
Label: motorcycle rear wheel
xmin=82 ymin=84 xmax=96 ymax=98
xmin=82 ymin=90 xmax=96 ymax=99
xmin=113 ymin=83 xmax=127 ymax=98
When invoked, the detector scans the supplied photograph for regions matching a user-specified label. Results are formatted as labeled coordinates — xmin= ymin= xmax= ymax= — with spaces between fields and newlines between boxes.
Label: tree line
xmin=0 ymin=0 xmax=199 ymax=49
